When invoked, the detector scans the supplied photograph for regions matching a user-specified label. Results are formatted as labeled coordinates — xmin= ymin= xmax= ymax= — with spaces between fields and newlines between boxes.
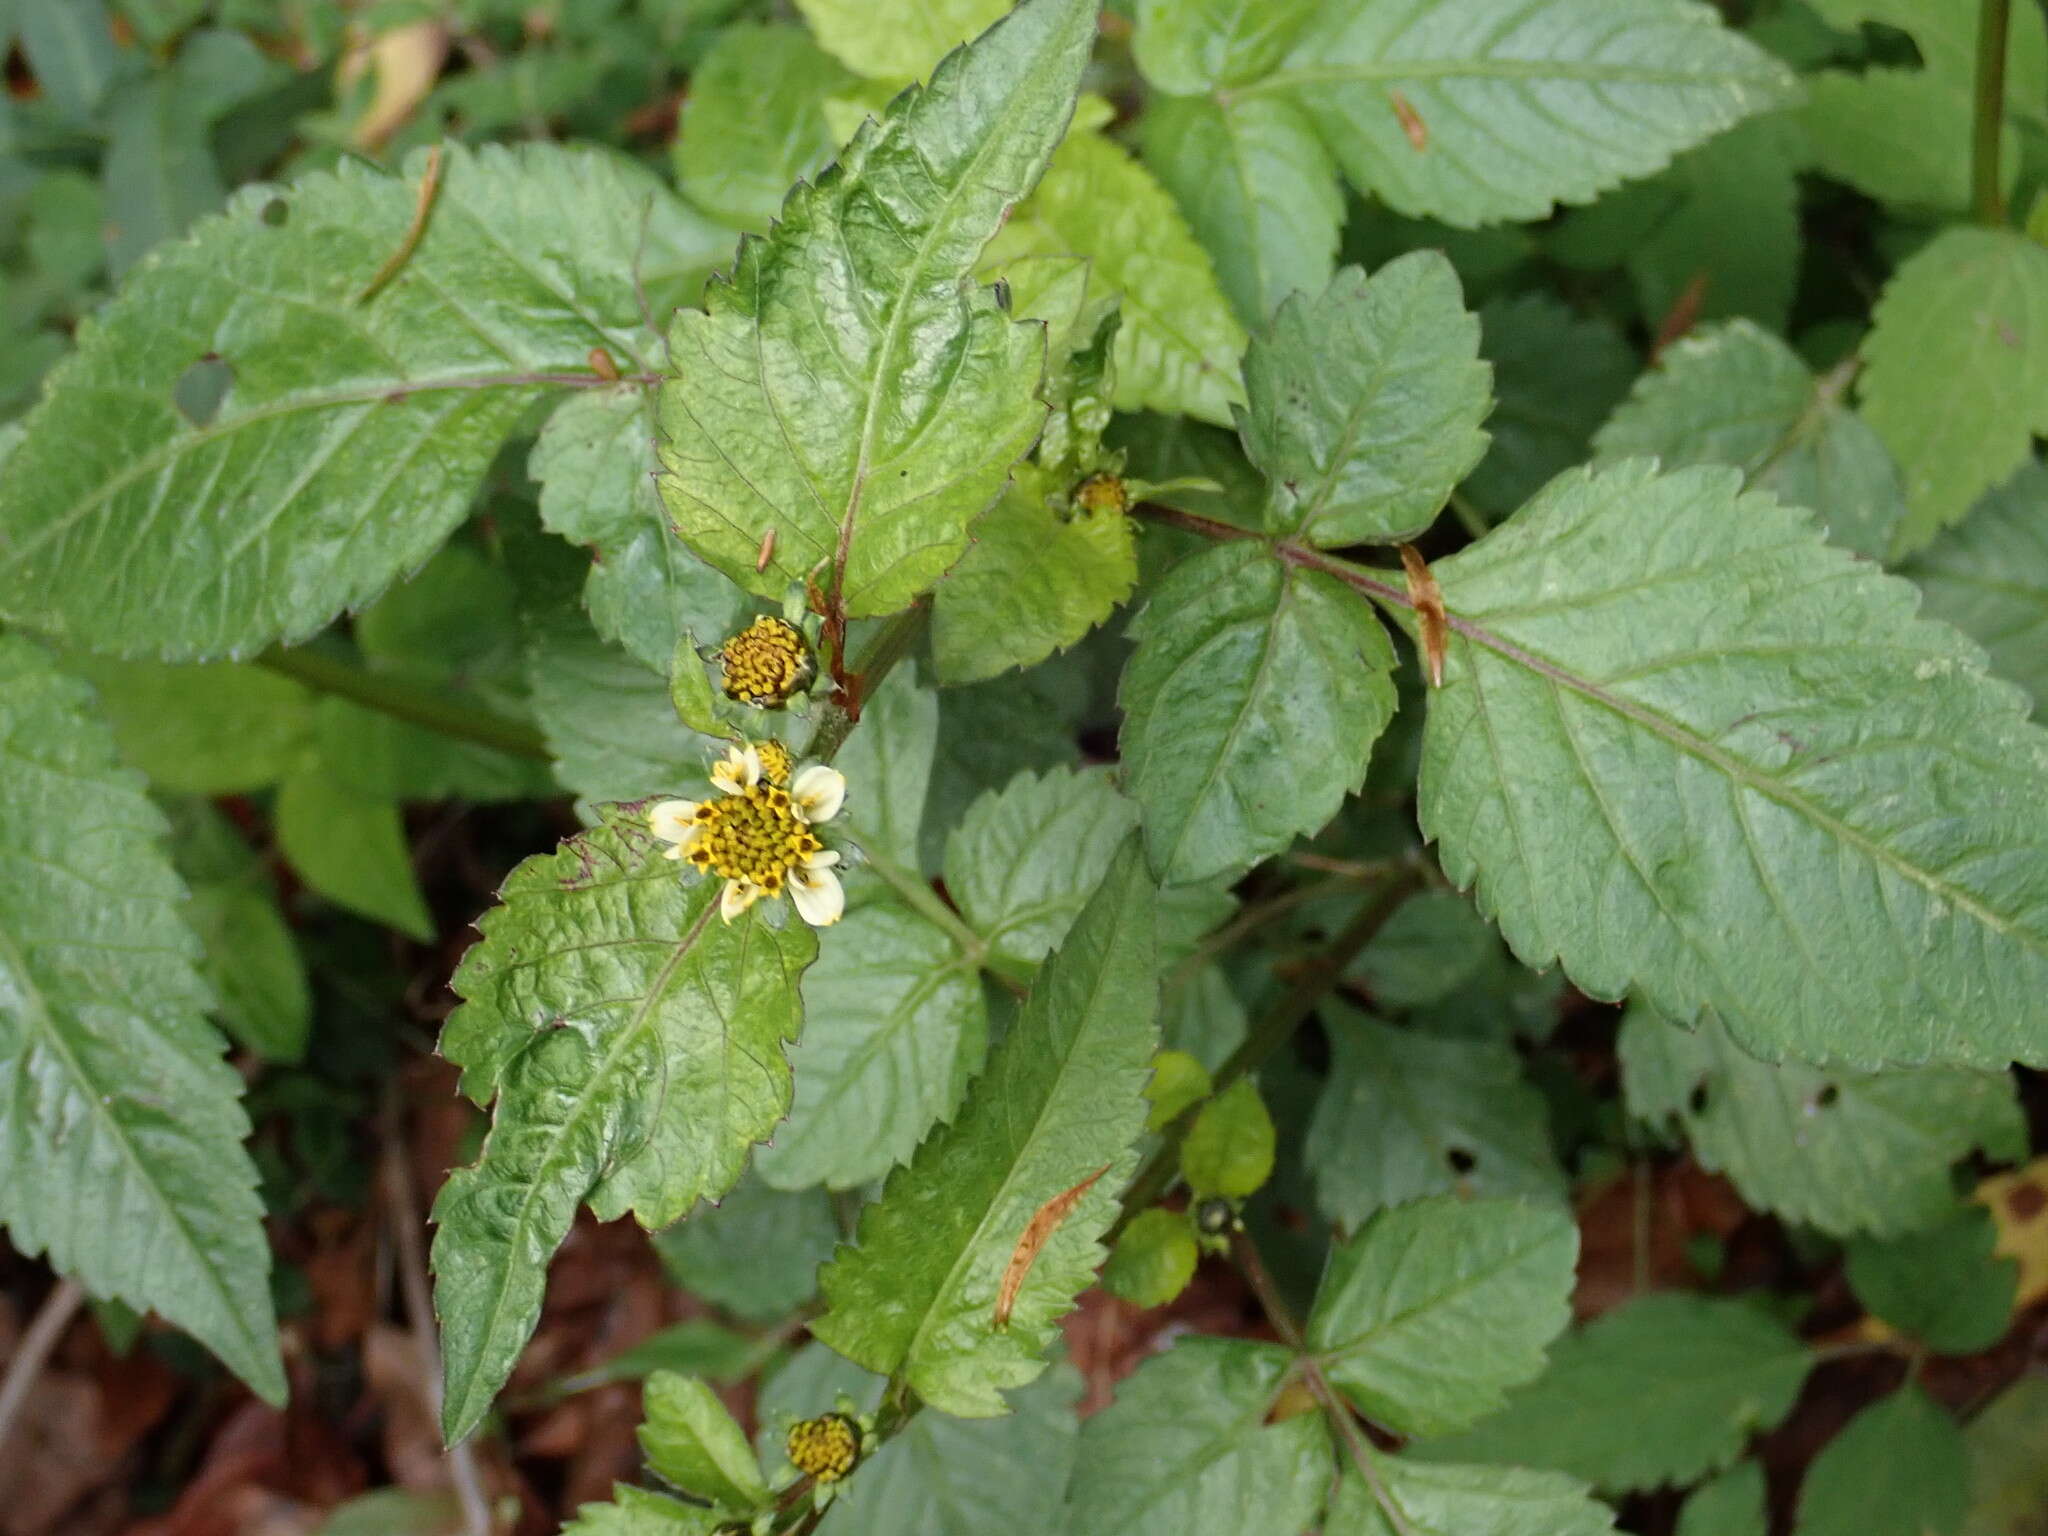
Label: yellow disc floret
xmin=1072 ymin=470 xmax=1131 ymax=517
xmin=787 ymin=1413 xmax=861 ymax=1484
xmin=755 ymin=738 xmax=794 ymax=786
xmin=720 ymin=616 xmax=814 ymax=708
xmin=679 ymin=781 xmax=823 ymax=896
xmin=648 ymin=745 xmax=847 ymax=926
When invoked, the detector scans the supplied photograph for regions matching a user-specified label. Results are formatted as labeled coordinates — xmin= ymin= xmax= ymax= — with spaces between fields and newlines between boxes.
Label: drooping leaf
xmin=0 ymin=636 xmax=283 ymax=1403
xmin=672 ymin=23 xmax=853 ymax=230
xmin=1132 ymin=0 xmax=1322 ymax=93
xmin=1419 ymin=458 xmax=2048 ymax=1069
xmin=814 ymin=839 xmax=1157 ymax=1416
xmin=1063 ymin=1336 xmax=1331 ymax=1536
xmin=1619 ymin=1005 xmax=2023 ymax=1238
xmin=0 ymin=143 xmax=724 ymax=658
xmin=1677 ymin=1464 xmax=1768 ymax=1536
xmin=1323 ymin=1458 xmax=1616 ymax=1536
xmin=1797 ymin=1386 xmax=1969 ymax=1536
xmin=167 ymin=799 xmax=310 ymax=1063
xmin=1903 ymin=460 xmax=2048 ymax=709
xmin=1845 ymin=1205 xmax=2019 ymax=1355
xmin=1306 ymin=1195 xmax=1576 ymax=1437
xmin=653 ymin=1170 xmax=838 ymax=1322
xmin=63 ymin=657 xmax=311 ymax=793
xmin=638 ymin=1372 xmax=771 ymax=1513
xmin=793 ymin=0 xmax=1010 ymax=83
xmin=1121 ymin=541 xmax=1396 ymax=885
xmin=1417 ymin=1294 xmax=1813 ymax=1492
xmin=656 ymin=0 xmax=1095 ymax=616
xmin=433 ymin=816 xmax=815 ymax=1442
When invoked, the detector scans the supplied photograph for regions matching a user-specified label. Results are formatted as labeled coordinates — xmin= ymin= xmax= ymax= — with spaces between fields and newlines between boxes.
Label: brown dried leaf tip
xmin=1400 ymin=543 xmax=1449 ymax=688
xmin=994 ymin=1165 xmax=1110 ymax=1330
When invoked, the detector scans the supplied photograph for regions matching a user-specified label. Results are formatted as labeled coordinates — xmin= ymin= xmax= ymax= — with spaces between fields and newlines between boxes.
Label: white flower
xmin=710 ymin=743 xmax=763 ymax=796
xmin=649 ymin=748 xmax=848 ymax=927
xmin=789 ymin=850 xmax=844 ymax=927
xmin=790 ymin=764 xmax=846 ymax=824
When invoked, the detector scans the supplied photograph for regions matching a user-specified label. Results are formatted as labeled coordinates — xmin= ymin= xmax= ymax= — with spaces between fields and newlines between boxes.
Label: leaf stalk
xmin=259 ymin=644 xmax=551 ymax=761
xmin=1975 ymin=0 xmax=2012 ymax=225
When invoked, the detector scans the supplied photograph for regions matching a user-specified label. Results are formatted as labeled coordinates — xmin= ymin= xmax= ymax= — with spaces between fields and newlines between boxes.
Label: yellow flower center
xmin=721 ymin=617 xmax=814 ymax=707
xmin=683 ymin=782 xmax=823 ymax=895
xmin=787 ymin=1413 xmax=860 ymax=1483
xmin=755 ymin=739 xmax=794 ymax=786
xmin=1072 ymin=470 xmax=1131 ymax=517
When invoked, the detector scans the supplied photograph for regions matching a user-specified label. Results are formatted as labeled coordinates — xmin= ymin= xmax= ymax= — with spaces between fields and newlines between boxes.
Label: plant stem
xmin=805 ymin=604 xmax=929 ymax=764
xmin=0 ymin=1278 xmax=84 ymax=1453
xmin=1161 ymin=872 xmax=1379 ymax=1004
xmin=1976 ymin=0 xmax=2013 ymax=225
xmin=260 ymin=645 xmax=550 ymax=761
xmin=861 ymin=845 xmax=987 ymax=963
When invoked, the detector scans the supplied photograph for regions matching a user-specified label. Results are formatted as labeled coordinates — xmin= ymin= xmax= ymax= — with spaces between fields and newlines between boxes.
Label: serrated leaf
xmin=433 ymin=819 xmax=814 ymax=1442
xmin=1180 ymin=1078 xmax=1276 ymax=1200
xmin=794 ymin=0 xmax=1010 ymax=82
xmin=1592 ymin=320 xmax=1904 ymax=559
xmin=673 ymin=23 xmax=853 ymax=230
xmin=0 ymin=143 xmax=722 ymax=659
xmin=275 ymin=767 xmax=433 ymax=940
xmin=639 ymin=1372 xmax=770 ymax=1512
xmin=1324 ymin=1458 xmax=1616 ymax=1536
xmin=1904 ymin=461 xmax=2048 ymax=709
xmin=1845 ymin=1205 xmax=2018 ymax=1355
xmin=1306 ymin=1195 xmax=1576 ymax=1437
xmin=1797 ymin=1386 xmax=1968 ymax=1536
xmin=1862 ymin=228 xmax=2048 ymax=557
xmin=1618 ymin=1005 xmax=2023 ymax=1238
xmin=63 ymin=657 xmax=311 ymax=793
xmin=1307 ymin=1004 xmax=1564 ymax=1226
xmin=1418 ymin=1294 xmax=1812 ymax=1492
xmin=1132 ymin=0 xmax=1322 ymax=93
xmin=814 ymin=838 xmax=1157 ymax=1416
xmin=653 ymin=1169 xmax=838 ymax=1322
xmin=1419 ymin=458 xmax=2048 ymax=1069
xmin=1678 ymin=1464 xmax=1767 ymax=1536
xmin=755 ymin=898 xmax=986 ymax=1191
xmin=524 ymin=610 xmax=711 ymax=805
xmin=1265 ymin=0 xmax=1797 ymax=228
xmin=1243 ymin=257 xmax=1489 ymax=547
xmin=1063 ymin=1335 xmax=1331 ymax=1536
xmin=923 ymin=667 xmax=1087 ymax=870
xmin=0 ymin=637 xmax=283 ymax=1402
xmin=1102 ymin=1207 xmax=1198 ymax=1308
xmin=1121 ymin=541 xmax=1396 ymax=886
xmin=657 ymin=0 xmax=1094 ymax=617
xmin=831 ymin=668 xmax=939 ymax=871
xmin=562 ymin=1486 xmax=726 ymax=1536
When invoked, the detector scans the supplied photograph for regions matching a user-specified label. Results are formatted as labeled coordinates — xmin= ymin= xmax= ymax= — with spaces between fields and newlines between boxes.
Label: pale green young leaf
xmin=64 ymin=657 xmax=311 ymax=793
xmin=1324 ymin=1458 xmax=1616 ymax=1536
xmin=813 ymin=839 xmax=1157 ymax=1416
xmin=1845 ymin=1205 xmax=2018 ymax=1355
xmin=1797 ymin=1387 xmax=1968 ymax=1536
xmin=1862 ymin=228 xmax=2048 ymax=557
xmin=1417 ymin=1294 xmax=1812 ymax=1492
xmin=1243 ymin=257 xmax=1489 ymax=547
xmin=433 ymin=820 xmax=814 ymax=1442
xmin=1307 ymin=1005 xmax=1564 ymax=1226
xmin=0 ymin=637 xmax=283 ymax=1403
xmin=1120 ymin=541 xmax=1396 ymax=886
xmin=657 ymin=0 xmax=1094 ymax=616
xmin=794 ymin=0 xmax=1009 ymax=82
xmin=1419 ymin=459 xmax=2048 ymax=1069
xmin=831 ymin=669 xmax=940 ymax=871
xmin=654 ymin=1170 xmax=838 ymax=1322
xmin=1618 ymin=1006 xmax=2023 ymax=1238
xmin=275 ymin=767 xmax=432 ymax=940
xmin=1268 ymin=0 xmax=1797 ymax=228
xmin=1592 ymin=320 xmax=1904 ymax=559
xmin=639 ymin=1372 xmax=771 ymax=1512
xmin=1063 ymin=1336 xmax=1331 ymax=1536
xmin=1903 ymin=461 xmax=2048 ymax=709
xmin=1180 ymin=1078 xmax=1276 ymax=1200
xmin=0 ymin=143 xmax=723 ymax=659
xmin=1102 ymin=1207 xmax=1199 ymax=1309
xmin=1678 ymin=1464 xmax=1768 ymax=1536
xmin=562 ymin=1486 xmax=725 ymax=1536
xmin=674 ymin=24 xmax=853 ymax=229
xmin=1306 ymin=1195 xmax=1576 ymax=1437
xmin=1959 ymin=1374 xmax=2048 ymax=1536
xmin=1133 ymin=0 xmax=1321 ymax=93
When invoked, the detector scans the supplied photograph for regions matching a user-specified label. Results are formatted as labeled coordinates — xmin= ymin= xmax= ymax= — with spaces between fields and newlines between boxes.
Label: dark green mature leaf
xmin=63 ymin=657 xmax=311 ymax=793
xmin=639 ymin=1372 xmax=770 ymax=1512
xmin=1678 ymin=1464 xmax=1768 ymax=1536
xmin=654 ymin=1170 xmax=838 ymax=1322
xmin=524 ymin=610 xmax=710 ymax=805
xmin=1593 ymin=320 xmax=1904 ymax=559
xmin=1265 ymin=0 xmax=1797 ymax=227
xmin=0 ymin=637 xmax=282 ymax=1402
xmin=1348 ymin=891 xmax=1496 ymax=1008
xmin=1306 ymin=1195 xmax=1576 ymax=1437
xmin=433 ymin=817 xmax=814 ymax=1443
xmin=657 ymin=0 xmax=1094 ymax=617
xmin=1132 ymin=0 xmax=1322 ymax=93
xmin=1845 ymin=1205 xmax=2018 ymax=1355
xmin=1324 ymin=1458 xmax=1616 ymax=1536
xmin=794 ymin=0 xmax=1009 ymax=82
xmin=1862 ymin=228 xmax=2048 ymax=556
xmin=0 ymin=143 xmax=724 ymax=658
xmin=1121 ymin=541 xmax=1396 ymax=886
xmin=1064 ymin=1336 xmax=1331 ymax=1536
xmin=1243 ymin=257 xmax=1489 ymax=547
xmin=1420 ymin=459 xmax=2048 ymax=1069
xmin=1797 ymin=1387 xmax=1968 ymax=1536
xmin=1904 ymin=461 xmax=2048 ymax=709
xmin=673 ymin=23 xmax=852 ymax=230
xmin=1418 ymin=1294 xmax=1812 ymax=1492
xmin=1619 ymin=1006 xmax=2023 ymax=1238
xmin=814 ymin=839 xmax=1156 ymax=1416
xmin=1307 ymin=1004 xmax=1564 ymax=1225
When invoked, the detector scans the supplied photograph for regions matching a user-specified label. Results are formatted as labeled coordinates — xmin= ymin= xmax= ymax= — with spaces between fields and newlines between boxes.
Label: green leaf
xmin=813 ymin=838 xmax=1157 ymax=1416
xmin=1144 ymin=1049 xmax=1213 ymax=1132
xmin=168 ymin=801 xmax=310 ymax=1064
xmin=1419 ymin=458 xmax=2048 ymax=1069
xmin=1844 ymin=1205 xmax=2018 ymax=1355
xmin=1243 ymin=257 xmax=1490 ymax=547
xmin=1797 ymin=1386 xmax=1968 ymax=1536
xmin=1133 ymin=0 xmax=1322 ymax=93
xmin=1324 ymin=1458 xmax=1616 ymax=1536
xmin=1803 ymin=70 xmax=1990 ymax=213
xmin=657 ymin=0 xmax=1094 ymax=617
xmin=1180 ymin=1077 xmax=1276 ymax=1200
xmin=1306 ymin=1195 xmax=1576 ymax=1437
xmin=1678 ymin=1464 xmax=1767 ymax=1536
xmin=654 ymin=1170 xmax=839 ymax=1322
xmin=1959 ymin=1374 xmax=2048 ymax=1536
xmin=1102 ymin=1207 xmax=1199 ymax=1308
xmin=755 ymin=898 xmax=986 ymax=1191
xmin=923 ymin=667 xmax=1086 ymax=870
xmin=831 ymin=668 xmax=940 ymax=871
xmin=1904 ymin=461 xmax=2048 ymax=709
xmin=1348 ymin=891 xmax=1497 ymax=1009
xmin=1120 ymin=541 xmax=1396 ymax=886
xmin=673 ymin=23 xmax=853 ymax=229
xmin=275 ymin=767 xmax=432 ymax=940
xmin=524 ymin=610 xmax=711 ymax=805
xmin=794 ymin=0 xmax=1010 ymax=82
xmin=638 ymin=1372 xmax=771 ymax=1512
xmin=17 ymin=0 xmax=116 ymax=120
xmin=1267 ymin=0 xmax=1797 ymax=227
xmin=1418 ymin=1294 xmax=1812 ymax=1492
xmin=0 ymin=637 xmax=283 ymax=1403
xmin=562 ymin=1486 xmax=725 ymax=1536
xmin=0 ymin=143 xmax=723 ymax=659
xmin=432 ymin=817 xmax=815 ymax=1442
xmin=987 ymin=125 xmax=1248 ymax=426
xmin=1066 ymin=1335 xmax=1331 ymax=1536
xmin=1592 ymin=320 xmax=1905 ymax=560
xmin=1618 ymin=1005 xmax=2024 ymax=1238
xmin=1306 ymin=1004 xmax=1564 ymax=1226
xmin=1862 ymin=228 xmax=2048 ymax=557
xmin=64 ymin=657 xmax=311 ymax=793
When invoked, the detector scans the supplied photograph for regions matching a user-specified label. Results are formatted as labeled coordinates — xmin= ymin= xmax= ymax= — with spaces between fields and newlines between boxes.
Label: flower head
xmin=1072 ymin=470 xmax=1131 ymax=517
xmin=719 ymin=615 xmax=815 ymax=708
xmin=787 ymin=1412 xmax=862 ymax=1484
xmin=648 ymin=743 xmax=846 ymax=926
